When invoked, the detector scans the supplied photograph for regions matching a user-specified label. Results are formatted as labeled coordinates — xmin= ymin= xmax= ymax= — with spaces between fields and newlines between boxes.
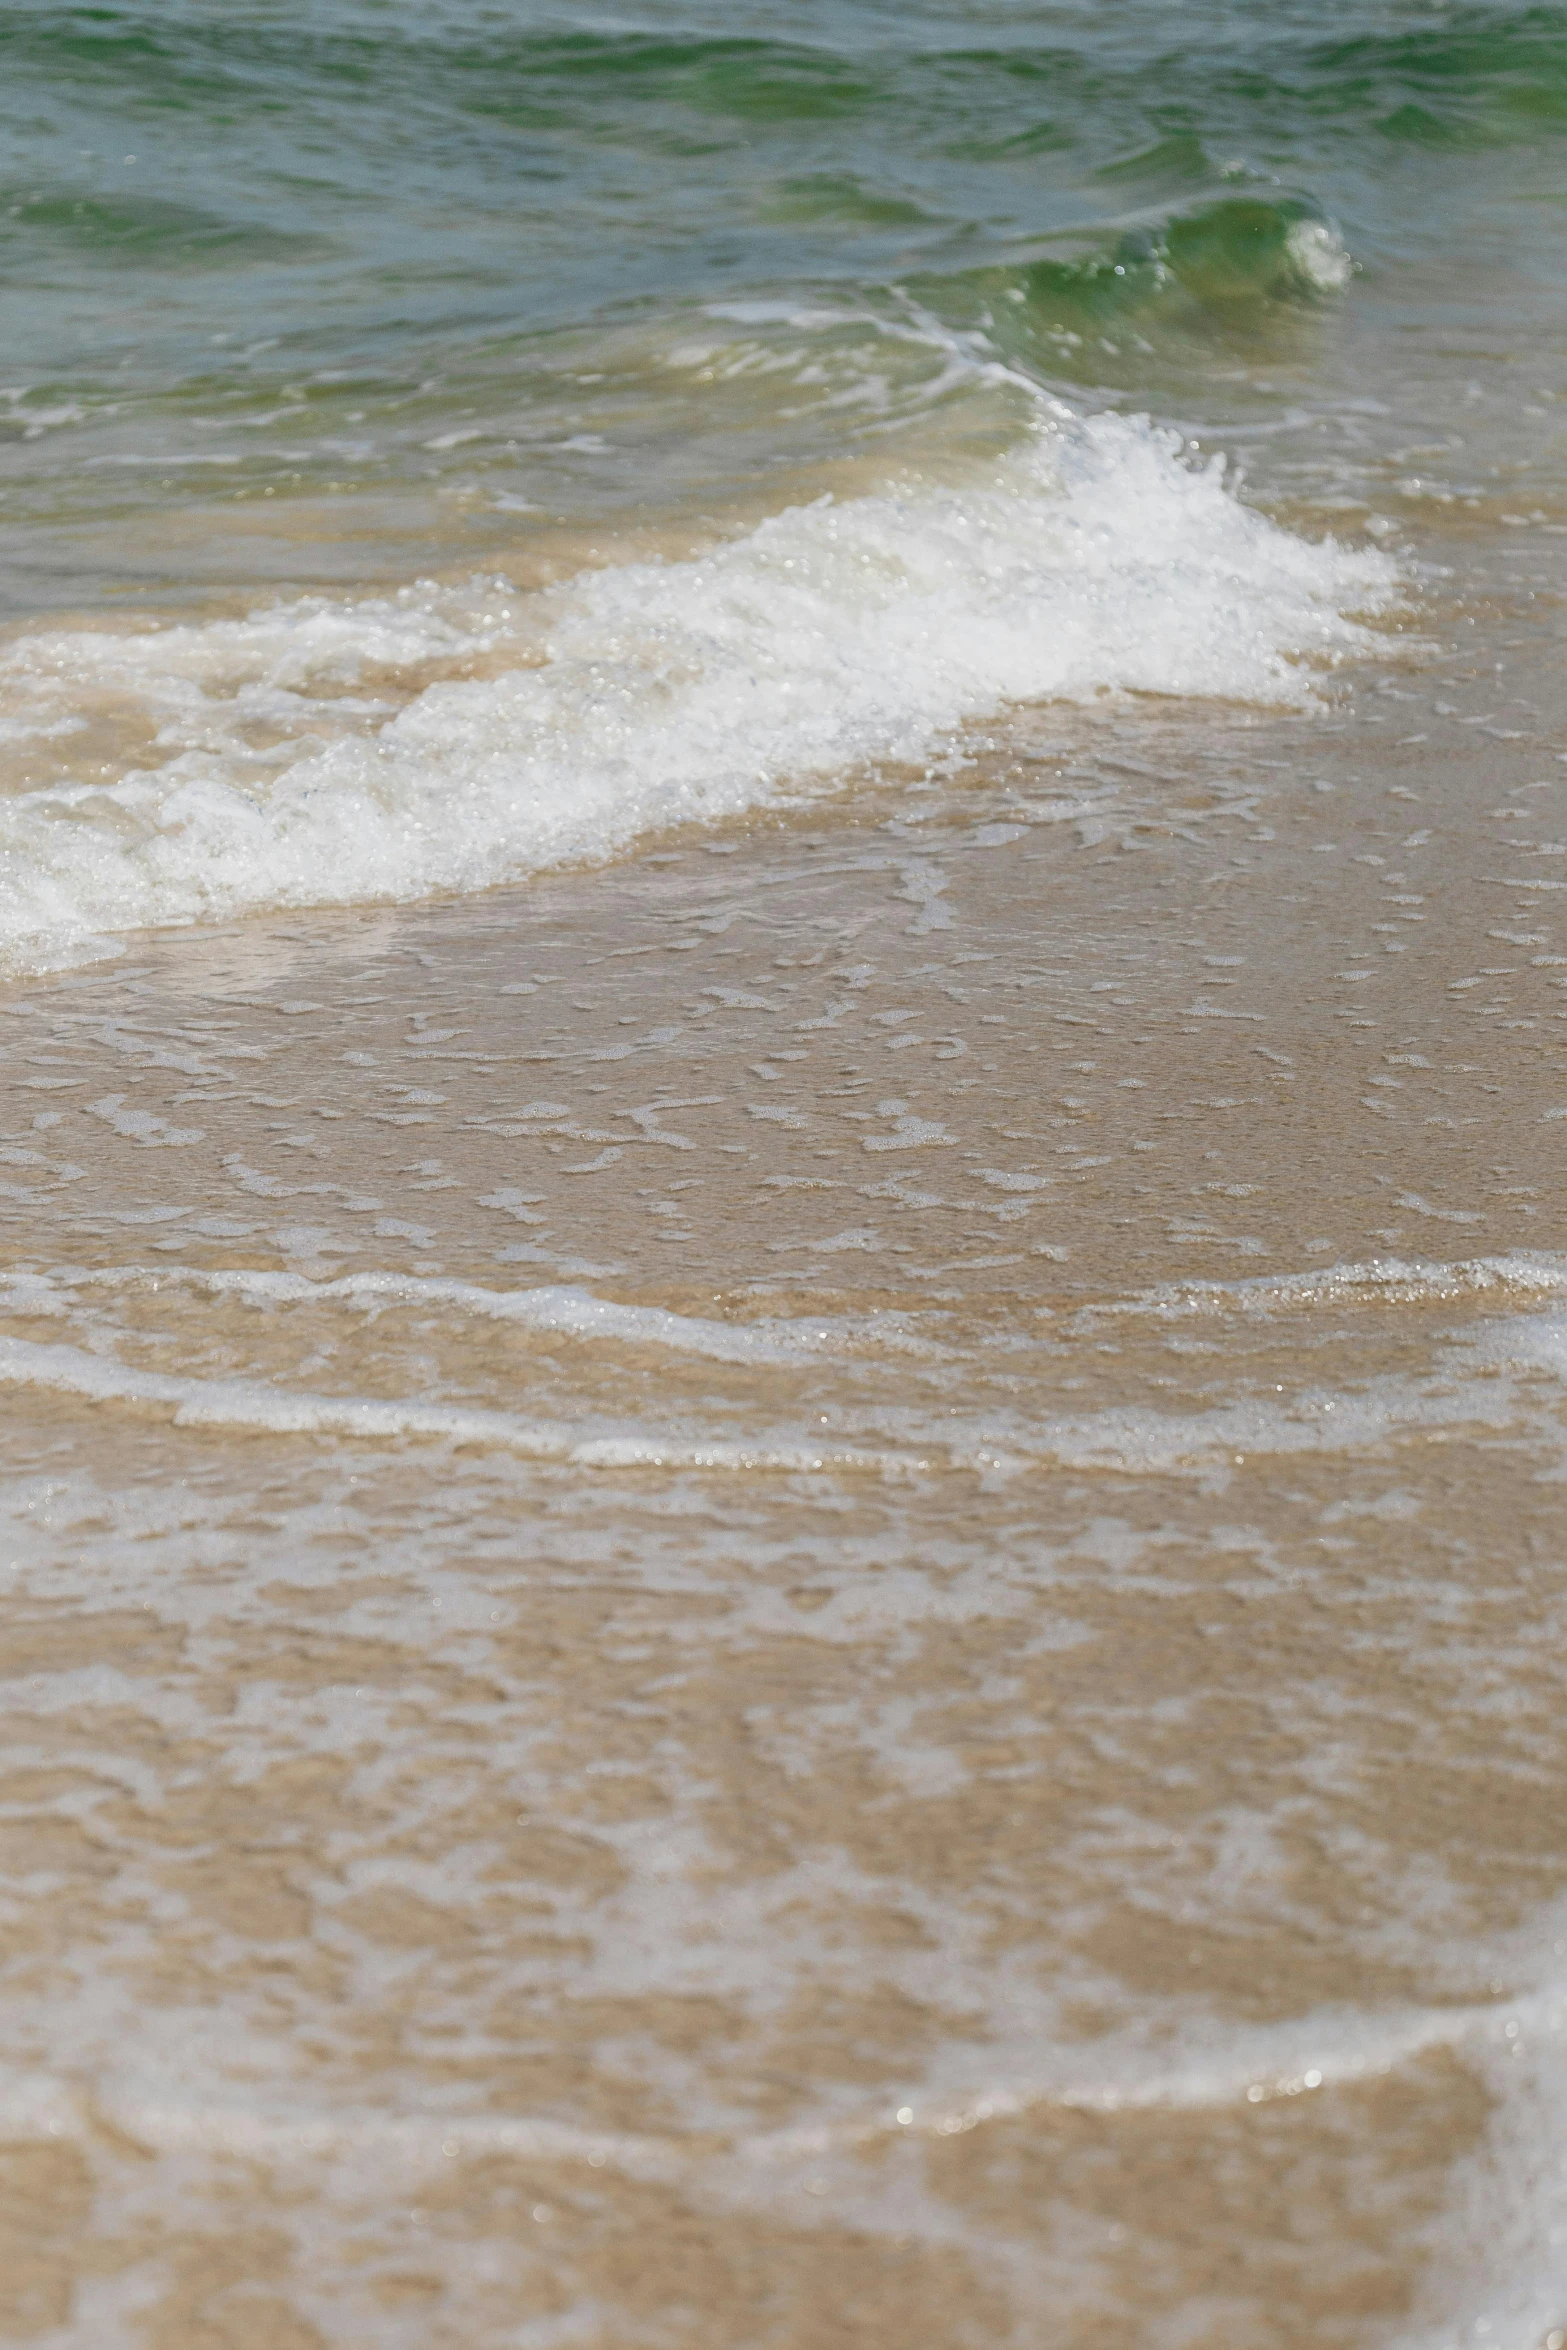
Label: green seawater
xmin=3 ymin=2 xmax=1567 ymax=609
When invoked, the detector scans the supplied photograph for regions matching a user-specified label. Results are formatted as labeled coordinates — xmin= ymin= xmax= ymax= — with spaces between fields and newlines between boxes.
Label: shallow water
xmin=5 ymin=4 xmax=1567 ymax=2345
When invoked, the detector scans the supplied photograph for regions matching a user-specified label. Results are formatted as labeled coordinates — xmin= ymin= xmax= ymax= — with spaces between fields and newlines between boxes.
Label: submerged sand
xmin=2 ymin=618 xmax=1567 ymax=2345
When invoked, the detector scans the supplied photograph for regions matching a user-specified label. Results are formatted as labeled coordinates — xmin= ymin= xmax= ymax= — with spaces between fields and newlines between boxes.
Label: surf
xmin=0 ymin=410 xmax=1396 ymax=976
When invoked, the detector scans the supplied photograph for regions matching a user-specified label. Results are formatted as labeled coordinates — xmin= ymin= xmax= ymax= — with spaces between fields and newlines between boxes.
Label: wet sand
xmin=3 ymin=604 xmax=1567 ymax=2343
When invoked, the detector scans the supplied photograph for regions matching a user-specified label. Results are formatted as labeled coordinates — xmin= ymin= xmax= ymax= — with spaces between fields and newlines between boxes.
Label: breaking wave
xmin=0 ymin=409 xmax=1396 ymax=975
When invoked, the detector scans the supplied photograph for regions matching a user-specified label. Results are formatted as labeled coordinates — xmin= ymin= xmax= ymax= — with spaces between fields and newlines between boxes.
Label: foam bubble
xmin=0 ymin=413 xmax=1396 ymax=974
xmin=1285 ymin=216 xmax=1354 ymax=293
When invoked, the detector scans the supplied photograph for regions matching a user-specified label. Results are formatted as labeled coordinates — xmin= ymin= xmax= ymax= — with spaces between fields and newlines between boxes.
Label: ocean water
xmin=5 ymin=4 xmax=1567 ymax=2345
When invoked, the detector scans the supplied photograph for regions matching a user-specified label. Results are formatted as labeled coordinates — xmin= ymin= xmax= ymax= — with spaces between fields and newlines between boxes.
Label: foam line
xmin=1076 ymin=1252 xmax=1567 ymax=1328
xmin=0 ymin=1334 xmax=894 ymax=1472
xmin=0 ymin=1324 xmax=1531 ymax=1481
xmin=0 ymin=1984 xmax=1549 ymax=2175
xmin=0 ymin=1264 xmax=937 ymax=1365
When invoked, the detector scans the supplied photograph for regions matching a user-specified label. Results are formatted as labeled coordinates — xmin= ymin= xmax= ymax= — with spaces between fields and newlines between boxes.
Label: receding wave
xmin=0 ymin=411 xmax=1395 ymax=975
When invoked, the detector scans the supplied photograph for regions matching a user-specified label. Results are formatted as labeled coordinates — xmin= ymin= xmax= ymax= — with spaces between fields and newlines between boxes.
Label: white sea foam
xmin=0 ymin=412 xmax=1396 ymax=974
xmin=0 ymin=1320 xmax=1531 ymax=1480
xmin=1002 ymin=1375 xmax=1520 ymax=1477
xmin=0 ymin=1263 xmax=937 ymax=1365
xmin=1076 ymin=1252 xmax=1567 ymax=1328
xmin=1284 ymin=216 xmax=1354 ymax=293
xmin=0 ymin=1993 xmax=1523 ymax=2170
xmin=0 ymin=1334 xmax=899 ymax=1471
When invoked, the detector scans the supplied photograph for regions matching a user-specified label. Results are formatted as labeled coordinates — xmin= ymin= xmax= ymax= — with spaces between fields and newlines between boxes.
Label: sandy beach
xmin=5 ymin=3 xmax=1567 ymax=2340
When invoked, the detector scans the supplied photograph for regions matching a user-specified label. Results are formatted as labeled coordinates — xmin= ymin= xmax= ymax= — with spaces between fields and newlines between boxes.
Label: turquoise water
xmin=4 ymin=1 xmax=1567 ymax=607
